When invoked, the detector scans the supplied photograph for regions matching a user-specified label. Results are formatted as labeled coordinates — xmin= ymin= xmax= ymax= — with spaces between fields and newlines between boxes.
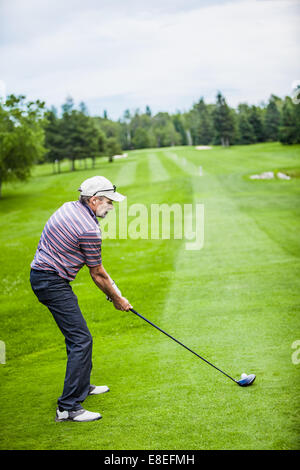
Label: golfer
xmin=30 ymin=176 xmax=131 ymax=422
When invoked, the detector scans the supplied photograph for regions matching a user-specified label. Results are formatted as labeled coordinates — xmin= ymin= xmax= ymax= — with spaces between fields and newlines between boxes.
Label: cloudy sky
xmin=1 ymin=0 xmax=299 ymax=119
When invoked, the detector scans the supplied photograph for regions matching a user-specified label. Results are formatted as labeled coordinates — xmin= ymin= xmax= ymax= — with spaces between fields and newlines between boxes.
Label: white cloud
xmin=1 ymin=0 xmax=299 ymax=118
xmin=0 ymin=80 xmax=6 ymax=100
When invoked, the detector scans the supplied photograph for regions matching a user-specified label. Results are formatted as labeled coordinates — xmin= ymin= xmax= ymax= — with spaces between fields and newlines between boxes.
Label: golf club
xmin=129 ymin=308 xmax=256 ymax=387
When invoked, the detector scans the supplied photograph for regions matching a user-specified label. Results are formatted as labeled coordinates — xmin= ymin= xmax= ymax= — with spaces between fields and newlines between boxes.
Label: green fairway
xmin=0 ymin=142 xmax=299 ymax=450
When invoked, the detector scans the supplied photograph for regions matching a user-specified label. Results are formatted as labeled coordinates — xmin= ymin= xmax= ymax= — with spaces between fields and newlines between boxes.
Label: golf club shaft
xmin=129 ymin=308 xmax=237 ymax=383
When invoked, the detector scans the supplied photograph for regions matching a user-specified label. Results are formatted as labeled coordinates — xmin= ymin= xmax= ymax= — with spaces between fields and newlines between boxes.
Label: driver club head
xmin=236 ymin=373 xmax=256 ymax=387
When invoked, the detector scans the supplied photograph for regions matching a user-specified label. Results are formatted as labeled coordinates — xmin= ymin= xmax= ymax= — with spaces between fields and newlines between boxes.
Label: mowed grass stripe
xmin=114 ymin=159 xmax=137 ymax=187
xmin=135 ymin=152 xmax=150 ymax=189
xmin=158 ymin=150 xmax=190 ymax=179
xmin=147 ymin=153 xmax=170 ymax=182
xmin=164 ymin=150 xmax=200 ymax=175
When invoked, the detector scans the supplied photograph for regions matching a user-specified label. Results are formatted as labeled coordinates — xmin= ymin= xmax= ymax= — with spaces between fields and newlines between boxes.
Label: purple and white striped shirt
xmin=31 ymin=201 xmax=102 ymax=281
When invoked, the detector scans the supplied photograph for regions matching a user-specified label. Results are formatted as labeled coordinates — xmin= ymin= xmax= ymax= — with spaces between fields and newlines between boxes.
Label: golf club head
xmin=237 ymin=373 xmax=256 ymax=387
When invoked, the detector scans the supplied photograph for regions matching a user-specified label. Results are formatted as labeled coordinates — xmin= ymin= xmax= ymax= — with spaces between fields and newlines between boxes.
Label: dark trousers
xmin=30 ymin=269 xmax=93 ymax=411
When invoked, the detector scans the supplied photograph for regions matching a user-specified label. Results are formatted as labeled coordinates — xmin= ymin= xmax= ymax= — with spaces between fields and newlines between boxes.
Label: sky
xmin=1 ymin=0 xmax=300 ymax=119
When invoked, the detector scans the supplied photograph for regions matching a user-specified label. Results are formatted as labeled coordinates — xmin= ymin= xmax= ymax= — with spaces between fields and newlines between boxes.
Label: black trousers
xmin=30 ymin=269 xmax=93 ymax=411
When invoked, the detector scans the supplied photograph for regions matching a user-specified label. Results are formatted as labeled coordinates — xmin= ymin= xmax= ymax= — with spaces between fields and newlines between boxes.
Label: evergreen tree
xmin=196 ymin=98 xmax=214 ymax=145
xmin=279 ymin=97 xmax=298 ymax=144
xmin=183 ymin=110 xmax=196 ymax=145
xmin=237 ymin=104 xmax=256 ymax=144
xmin=60 ymin=98 xmax=102 ymax=171
xmin=81 ymin=113 xmax=104 ymax=168
xmin=213 ymin=92 xmax=235 ymax=146
xmin=60 ymin=97 xmax=76 ymax=170
xmin=264 ymin=95 xmax=281 ymax=141
xmin=44 ymin=107 xmax=65 ymax=173
xmin=145 ymin=105 xmax=152 ymax=117
xmin=238 ymin=113 xmax=256 ymax=144
xmin=172 ymin=113 xmax=187 ymax=145
xmin=121 ymin=109 xmax=132 ymax=149
xmin=249 ymin=106 xmax=265 ymax=142
xmin=292 ymin=86 xmax=300 ymax=143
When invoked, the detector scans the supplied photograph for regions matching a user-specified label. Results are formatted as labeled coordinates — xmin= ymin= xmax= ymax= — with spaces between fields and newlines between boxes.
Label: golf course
xmin=0 ymin=142 xmax=299 ymax=450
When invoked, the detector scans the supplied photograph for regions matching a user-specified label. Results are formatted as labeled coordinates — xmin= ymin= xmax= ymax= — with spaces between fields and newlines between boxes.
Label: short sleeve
xmin=79 ymin=230 xmax=102 ymax=267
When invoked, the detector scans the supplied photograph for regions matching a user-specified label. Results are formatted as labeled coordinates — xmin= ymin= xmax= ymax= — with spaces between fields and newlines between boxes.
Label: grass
xmin=0 ymin=142 xmax=299 ymax=450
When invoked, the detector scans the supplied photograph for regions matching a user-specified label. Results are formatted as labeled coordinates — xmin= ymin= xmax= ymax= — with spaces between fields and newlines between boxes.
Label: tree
xmin=129 ymin=111 xmax=155 ymax=149
xmin=193 ymin=98 xmax=214 ymax=145
xmin=44 ymin=107 xmax=65 ymax=173
xmin=105 ymin=137 xmax=122 ymax=162
xmin=123 ymin=109 xmax=131 ymax=121
xmin=96 ymin=116 xmax=122 ymax=139
xmin=249 ymin=106 xmax=265 ymax=142
xmin=152 ymin=112 xmax=181 ymax=147
xmin=145 ymin=105 xmax=152 ymax=117
xmin=264 ymin=95 xmax=281 ymax=141
xmin=237 ymin=104 xmax=256 ymax=144
xmin=132 ymin=127 xmax=151 ymax=149
xmin=130 ymin=112 xmax=151 ymax=135
xmin=279 ymin=96 xmax=299 ymax=144
xmin=94 ymin=126 xmax=106 ymax=165
xmin=95 ymin=116 xmax=123 ymax=158
xmin=172 ymin=113 xmax=187 ymax=145
xmin=293 ymin=87 xmax=300 ymax=143
xmin=59 ymin=98 xmax=104 ymax=171
xmin=121 ymin=109 xmax=132 ymax=149
xmin=0 ymin=94 xmax=46 ymax=198
xmin=238 ymin=113 xmax=255 ymax=144
xmin=81 ymin=112 xmax=104 ymax=168
xmin=60 ymin=97 xmax=77 ymax=171
xmin=184 ymin=111 xmax=196 ymax=145
xmin=213 ymin=92 xmax=236 ymax=146
xmin=79 ymin=101 xmax=88 ymax=115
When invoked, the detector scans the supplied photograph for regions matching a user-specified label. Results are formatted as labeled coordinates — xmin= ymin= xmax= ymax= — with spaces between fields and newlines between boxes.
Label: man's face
xmin=93 ymin=197 xmax=114 ymax=218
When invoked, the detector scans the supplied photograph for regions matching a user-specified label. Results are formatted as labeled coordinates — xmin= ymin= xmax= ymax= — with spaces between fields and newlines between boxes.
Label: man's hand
xmin=112 ymin=296 xmax=132 ymax=311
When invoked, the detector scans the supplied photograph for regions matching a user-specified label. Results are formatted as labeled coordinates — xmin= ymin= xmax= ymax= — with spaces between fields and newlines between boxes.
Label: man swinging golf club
xmin=30 ymin=176 xmax=131 ymax=422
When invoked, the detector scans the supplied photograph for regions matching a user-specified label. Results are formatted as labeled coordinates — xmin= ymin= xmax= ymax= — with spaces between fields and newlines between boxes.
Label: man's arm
xmin=89 ymin=264 xmax=131 ymax=311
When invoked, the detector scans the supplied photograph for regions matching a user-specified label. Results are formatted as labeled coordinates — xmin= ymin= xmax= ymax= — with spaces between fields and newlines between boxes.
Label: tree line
xmin=118 ymin=92 xmax=300 ymax=149
xmin=0 ymin=91 xmax=299 ymax=197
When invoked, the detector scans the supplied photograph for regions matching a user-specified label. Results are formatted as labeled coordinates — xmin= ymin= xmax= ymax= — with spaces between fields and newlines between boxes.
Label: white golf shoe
xmin=88 ymin=384 xmax=110 ymax=395
xmin=55 ymin=407 xmax=102 ymax=422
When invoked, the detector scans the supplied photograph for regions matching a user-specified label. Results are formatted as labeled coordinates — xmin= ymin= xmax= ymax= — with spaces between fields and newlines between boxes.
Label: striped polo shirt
xmin=31 ymin=201 xmax=102 ymax=281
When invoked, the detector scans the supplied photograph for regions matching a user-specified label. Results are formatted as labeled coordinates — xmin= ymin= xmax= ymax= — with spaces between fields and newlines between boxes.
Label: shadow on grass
xmin=33 ymin=157 xmax=113 ymax=179
xmin=0 ymin=158 xmax=119 ymax=206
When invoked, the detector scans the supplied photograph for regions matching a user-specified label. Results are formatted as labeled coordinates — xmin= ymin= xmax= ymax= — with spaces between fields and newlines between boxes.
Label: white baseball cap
xmin=78 ymin=176 xmax=125 ymax=202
